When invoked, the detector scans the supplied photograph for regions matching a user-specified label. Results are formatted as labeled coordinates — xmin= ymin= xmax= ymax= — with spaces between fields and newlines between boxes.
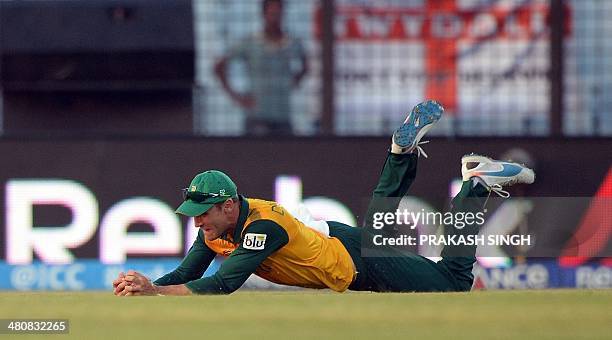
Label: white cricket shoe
xmin=461 ymin=154 xmax=535 ymax=197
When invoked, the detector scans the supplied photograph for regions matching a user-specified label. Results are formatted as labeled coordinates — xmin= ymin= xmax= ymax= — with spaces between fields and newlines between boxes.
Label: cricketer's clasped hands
xmin=112 ymin=271 xmax=158 ymax=296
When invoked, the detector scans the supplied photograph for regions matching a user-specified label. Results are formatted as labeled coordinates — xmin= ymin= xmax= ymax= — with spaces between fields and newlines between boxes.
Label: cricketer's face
xmin=194 ymin=204 xmax=232 ymax=241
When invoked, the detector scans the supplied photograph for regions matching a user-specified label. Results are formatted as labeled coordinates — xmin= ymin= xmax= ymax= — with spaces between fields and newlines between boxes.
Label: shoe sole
xmin=394 ymin=100 xmax=444 ymax=149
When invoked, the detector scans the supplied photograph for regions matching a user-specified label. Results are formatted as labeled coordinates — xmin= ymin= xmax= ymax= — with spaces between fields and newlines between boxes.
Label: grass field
xmin=0 ymin=290 xmax=611 ymax=339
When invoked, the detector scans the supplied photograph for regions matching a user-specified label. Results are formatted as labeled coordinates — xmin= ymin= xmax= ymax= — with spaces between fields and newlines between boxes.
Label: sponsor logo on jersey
xmin=243 ymin=233 xmax=267 ymax=250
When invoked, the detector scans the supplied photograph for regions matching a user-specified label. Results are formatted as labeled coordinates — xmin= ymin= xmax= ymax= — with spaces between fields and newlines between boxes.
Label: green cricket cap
xmin=175 ymin=170 xmax=238 ymax=217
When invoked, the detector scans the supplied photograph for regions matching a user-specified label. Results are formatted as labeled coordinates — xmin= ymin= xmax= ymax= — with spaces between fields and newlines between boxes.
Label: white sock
xmin=391 ymin=136 xmax=411 ymax=154
xmin=391 ymin=142 xmax=405 ymax=154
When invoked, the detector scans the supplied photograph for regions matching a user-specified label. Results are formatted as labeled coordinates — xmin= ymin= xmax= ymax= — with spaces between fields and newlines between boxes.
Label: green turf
xmin=0 ymin=290 xmax=610 ymax=339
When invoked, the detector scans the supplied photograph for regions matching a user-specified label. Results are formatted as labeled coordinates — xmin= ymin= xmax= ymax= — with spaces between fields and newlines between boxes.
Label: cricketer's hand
xmin=121 ymin=270 xmax=159 ymax=296
xmin=112 ymin=271 xmax=132 ymax=296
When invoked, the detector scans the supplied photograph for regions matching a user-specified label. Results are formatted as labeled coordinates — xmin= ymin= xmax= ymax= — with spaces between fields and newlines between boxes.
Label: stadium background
xmin=0 ymin=0 xmax=610 ymax=292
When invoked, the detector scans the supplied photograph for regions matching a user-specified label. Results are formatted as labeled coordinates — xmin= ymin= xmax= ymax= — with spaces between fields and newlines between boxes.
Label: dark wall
xmin=0 ymin=0 xmax=194 ymax=135
xmin=0 ymin=0 xmax=193 ymax=53
xmin=2 ymin=90 xmax=193 ymax=135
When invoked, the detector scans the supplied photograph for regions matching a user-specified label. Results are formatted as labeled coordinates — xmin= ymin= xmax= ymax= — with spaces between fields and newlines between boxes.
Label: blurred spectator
xmin=214 ymin=0 xmax=308 ymax=136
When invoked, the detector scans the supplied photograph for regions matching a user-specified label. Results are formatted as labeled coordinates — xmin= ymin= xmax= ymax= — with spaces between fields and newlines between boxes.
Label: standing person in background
xmin=214 ymin=0 xmax=308 ymax=136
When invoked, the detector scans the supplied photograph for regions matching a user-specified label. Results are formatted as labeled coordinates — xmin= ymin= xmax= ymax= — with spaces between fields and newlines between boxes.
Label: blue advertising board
xmin=1 ymin=259 xmax=610 ymax=291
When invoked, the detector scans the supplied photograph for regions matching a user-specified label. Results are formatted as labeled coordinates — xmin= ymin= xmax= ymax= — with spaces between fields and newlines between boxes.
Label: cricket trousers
xmin=330 ymin=152 xmax=488 ymax=292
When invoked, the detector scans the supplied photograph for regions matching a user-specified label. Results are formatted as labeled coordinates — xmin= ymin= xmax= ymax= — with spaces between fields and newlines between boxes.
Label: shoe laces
xmin=489 ymin=183 xmax=510 ymax=198
xmin=414 ymin=140 xmax=430 ymax=158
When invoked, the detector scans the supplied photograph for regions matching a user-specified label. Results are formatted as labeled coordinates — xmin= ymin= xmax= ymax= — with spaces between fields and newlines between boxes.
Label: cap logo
xmin=219 ymin=189 xmax=226 ymax=195
xmin=190 ymin=186 xmax=197 ymax=192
